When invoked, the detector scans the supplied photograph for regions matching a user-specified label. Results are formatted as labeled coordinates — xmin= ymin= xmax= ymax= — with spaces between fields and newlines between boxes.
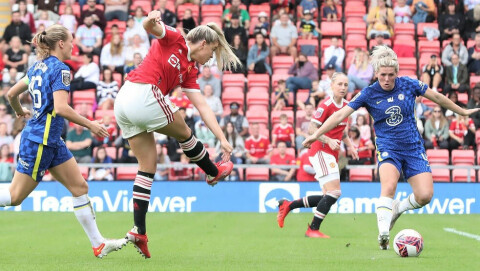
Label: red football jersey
xmin=450 ymin=118 xmax=475 ymax=139
xmin=308 ymin=97 xmax=349 ymax=160
xmin=296 ymin=152 xmax=315 ymax=182
xmin=273 ymin=123 xmax=294 ymax=143
xmin=170 ymin=93 xmax=193 ymax=109
xmin=245 ymin=135 xmax=271 ymax=158
xmin=126 ymin=22 xmax=200 ymax=95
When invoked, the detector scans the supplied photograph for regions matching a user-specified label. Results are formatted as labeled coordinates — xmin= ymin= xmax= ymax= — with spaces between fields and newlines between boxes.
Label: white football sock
xmin=73 ymin=194 xmax=104 ymax=247
xmin=398 ymin=193 xmax=422 ymax=213
xmin=0 ymin=189 xmax=11 ymax=207
xmin=376 ymin=196 xmax=393 ymax=235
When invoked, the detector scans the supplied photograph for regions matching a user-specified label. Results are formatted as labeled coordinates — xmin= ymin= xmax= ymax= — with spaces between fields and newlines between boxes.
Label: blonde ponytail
xmin=31 ymin=24 xmax=70 ymax=60
xmin=186 ymin=23 xmax=242 ymax=71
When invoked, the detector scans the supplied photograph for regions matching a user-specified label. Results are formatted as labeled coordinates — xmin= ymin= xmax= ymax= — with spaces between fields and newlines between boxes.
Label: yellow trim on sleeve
xmin=32 ymin=144 xmax=44 ymax=181
xmin=22 ymin=76 xmax=30 ymax=85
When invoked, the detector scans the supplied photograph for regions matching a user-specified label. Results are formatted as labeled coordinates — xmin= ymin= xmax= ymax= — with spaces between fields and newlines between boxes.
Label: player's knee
xmin=72 ymin=181 xmax=89 ymax=197
xmin=416 ymin=191 xmax=433 ymax=206
xmin=326 ymin=189 xmax=342 ymax=199
xmin=10 ymin=193 xmax=23 ymax=206
xmin=176 ymin=127 xmax=192 ymax=142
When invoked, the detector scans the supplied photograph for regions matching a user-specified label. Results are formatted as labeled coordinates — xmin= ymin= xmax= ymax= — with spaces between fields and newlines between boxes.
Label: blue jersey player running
xmin=0 ymin=25 xmax=127 ymax=258
xmin=303 ymin=46 xmax=480 ymax=250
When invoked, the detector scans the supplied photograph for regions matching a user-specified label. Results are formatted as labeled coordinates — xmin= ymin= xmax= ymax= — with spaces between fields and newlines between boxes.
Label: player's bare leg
xmin=0 ymin=172 xmax=38 ymax=206
xmin=305 ymin=180 xmax=341 ymax=238
xmin=156 ymin=111 xmax=232 ymax=185
xmin=50 ymin=158 xmax=127 ymax=258
xmin=377 ymin=162 xmax=400 ymax=250
xmin=390 ymin=173 xmax=433 ymax=230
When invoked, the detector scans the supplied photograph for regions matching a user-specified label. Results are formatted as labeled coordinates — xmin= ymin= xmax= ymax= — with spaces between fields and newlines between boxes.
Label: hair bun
xmin=42 ymin=31 xmax=47 ymax=35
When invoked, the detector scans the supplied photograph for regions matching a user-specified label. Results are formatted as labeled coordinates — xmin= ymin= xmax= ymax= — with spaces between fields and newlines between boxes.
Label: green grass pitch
xmin=1 ymin=212 xmax=479 ymax=271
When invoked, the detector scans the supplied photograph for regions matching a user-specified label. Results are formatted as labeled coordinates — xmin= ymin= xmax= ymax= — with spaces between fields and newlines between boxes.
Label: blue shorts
xmin=376 ymin=144 xmax=431 ymax=180
xmin=16 ymin=137 xmax=73 ymax=182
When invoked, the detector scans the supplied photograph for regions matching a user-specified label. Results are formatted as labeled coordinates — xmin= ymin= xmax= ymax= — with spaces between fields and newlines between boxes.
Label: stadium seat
xmin=94 ymin=110 xmax=116 ymax=122
xmin=223 ymin=74 xmax=245 ymax=88
xmin=398 ymin=57 xmax=417 ymax=75
xmin=58 ymin=2 xmax=81 ymax=17
xmin=72 ymin=89 xmax=96 ymax=106
xmin=345 ymin=38 xmax=367 ymax=53
xmin=272 ymin=56 xmax=294 ymax=74
xmin=369 ymin=39 xmax=392 ymax=50
xmin=426 ymin=149 xmax=449 ymax=165
xmin=470 ymin=75 xmax=480 ymax=89
xmin=320 ymin=22 xmax=343 ymax=37
xmin=320 ymin=38 xmax=344 ymax=52
xmin=245 ymin=168 xmax=269 ymax=181
xmin=297 ymin=39 xmax=319 ymax=56
xmin=345 ymin=21 xmax=367 ymax=36
xmin=271 ymin=73 xmax=290 ymax=88
xmin=417 ymin=23 xmax=439 ymax=40
xmin=201 ymin=16 xmax=222 ymax=26
xmin=177 ymin=4 xmax=200 ymax=19
xmin=130 ymin=1 xmax=152 ymax=13
xmin=246 ymin=109 xmax=268 ymax=125
xmin=452 ymin=168 xmax=476 ymax=182
xmin=431 ymin=168 xmax=450 ymax=182
xmin=222 ymin=87 xmax=244 ymax=107
xmin=249 ymin=4 xmax=270 ymax=18
xmin=93 ymin=146 xmax=118 ymax=160
xmin=246 ymin=91 xmax=269 ymax=107
xmin=394 ymin=23 xmax=415 ymax=39
xmin=421 ymin=97 xmax=436 ymax=108
xmin=271 ymin=110 xmax=294 ymax=125
xmin=297 ymin=89 xmax=310 ymax=104
xmin=116 ymin=167 xmax=138 ymax=180
xmin=344 ymin=2 xmax=366 ymax=20
xmin=201 ymin=4 xmax=223 ymax=17
xmin=349 ymin=168 xmax=373 ymax=182
xmin=106 ymin=20 xmax=126 ymax=33
xmin=451 ymin=150 xmax=475 ymax=165
xmin=458 ymin=93 xmax=468 ymax=104
xmin=417 ymin=40 xmax=441 ymax=57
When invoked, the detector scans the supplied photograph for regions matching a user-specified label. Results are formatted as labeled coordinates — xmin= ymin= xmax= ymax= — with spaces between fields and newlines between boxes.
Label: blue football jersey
xmin=348 ymin=76 xmax=428 ymax=151
xmin=22 ymin=56 xmax=71 ymax=147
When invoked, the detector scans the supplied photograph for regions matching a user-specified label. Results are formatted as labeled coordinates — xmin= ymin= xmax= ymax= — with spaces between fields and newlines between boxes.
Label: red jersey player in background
xmin=272 ymin=113 xmax=295 ymax=148
xmin=277 ymin=72 xmax=359 ymax=238
xmin=114 ymin=10 xmax=241 ymax=258
xmin=245 ymin=123 xmax=272 ymax=164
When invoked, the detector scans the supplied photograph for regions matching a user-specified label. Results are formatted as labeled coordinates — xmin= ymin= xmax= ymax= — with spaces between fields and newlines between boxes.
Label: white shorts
xmin=309 ymin=151 xmax=340 ymax=187
xmin=114 ymin=81 xmax=178 ymax=139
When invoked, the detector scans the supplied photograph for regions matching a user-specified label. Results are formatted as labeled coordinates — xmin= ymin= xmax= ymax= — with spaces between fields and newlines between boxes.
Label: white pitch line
xmin=443 ymin=228 xmax=480 ymax=241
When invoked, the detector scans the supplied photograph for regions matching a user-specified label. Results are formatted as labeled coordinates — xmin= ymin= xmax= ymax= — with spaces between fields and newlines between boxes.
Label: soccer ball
xmin=393 ymin=229 xmax=424 ymax=257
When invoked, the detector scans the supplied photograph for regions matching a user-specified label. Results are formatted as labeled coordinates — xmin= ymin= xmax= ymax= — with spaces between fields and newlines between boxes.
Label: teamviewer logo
xmin=259 ymin=183 xmax=300 ymax=213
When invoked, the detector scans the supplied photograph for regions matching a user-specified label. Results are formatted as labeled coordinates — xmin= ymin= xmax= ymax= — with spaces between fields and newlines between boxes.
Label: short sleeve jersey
xmin=245 ymin=135 xmax=270 ymax=158
xmin=22 ymin=56 xmax=70 ymax=147
xmin=273 ymin=123 xmax=294 ymax=142
xmin=308 ymin=97 xmax=349 ymax=160
xmin=126 ymin=22 xmax=200 ymax=95
xmin=348 ymin=76 xmax=428 ymax=151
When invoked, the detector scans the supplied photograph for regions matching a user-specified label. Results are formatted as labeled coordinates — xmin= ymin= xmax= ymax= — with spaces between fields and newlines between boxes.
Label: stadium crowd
xmin=0 ymin=0 xmax=479 ymax=182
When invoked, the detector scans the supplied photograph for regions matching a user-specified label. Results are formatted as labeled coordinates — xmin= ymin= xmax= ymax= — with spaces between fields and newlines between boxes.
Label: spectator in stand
xmin=158 ymin=0 xmax=177 ymax=27
xmin=0 ymin=104 xmax=12 ymax=134
xmin=18 ymin=0 xmax=35 ymax=34
xmin=125 ymin=34 xmax=149 ymax=64
xmin=100 ymin=34 xmax=126 ymax=74
xmin=3 ymin=11 xmax=32 ymax=47
xmin=247 ymin=32 xmax=272 ymax=75
xmin=322 ymin=0 xmax=338 ymax=21
xmin=215 ymin=122 xmax=245 ymax=164
xmin=324 ymin=37 xmax=345 ymax=72
xmin=75 ymin=15 xmax=103 ymax=55
xmin=444 ymin=92 xmax=467 ymax=118
xmin=178 ymin=107 xmax=196 ymax=136
xmin=411 ymin=0 xmax=436 ymax=24
xmin=104 ymin=0 xmax=129 ymax=22
xmin=92 ymin=114 xmax=116 ymax=147
xmin=114 ymin=135 xmax=137 ymax=163
xmin=273 ymin=79 xmax=290 ymax=111
xmin=296 ymin=149 xmax=316 ymax=181
xmin=424 ymin=106 xmax=450 ymax=149
xmin=467 ymin=86 xmax=480 ymax=129
xmin=222 ymin=0 xmax=250 ymax=29
xmin=441 ymin=33 xmax=468 ymax=66
xmin=348 ymin=50 xmax=374 ymax=93
xmin=59 ymin=5 xmax=78 ymax=33
xmin=295 ymin=103 xmax=314 ymax=151
xmin=464 ymin=0 xmax=480 ymax=40
xmin=133 ymin=6 xmax=147 ymax=30
xmin=230 ymin=34 xmax=247 ymax=74
xmin=449 ymin=111 xmax=476 ymax=150
xmin=195 ymin=84 xmax=223 ymax=122
xmin=97 ymin=68 xmax=119 ymax=110
xmin=271 ymin=141 xmax=296 ymax=181
xmin=195 ymin=120 xmax=216 ymax=147
xmin=170 ymin=86 xmax=193 ymax=116
xmin=80 ymin=0 xmax=106 ymax=30
xmin=0 ymin=144 xmax=13 ymax=181
xmin=66 ymin=123 xmax=93 ymax=163
xmin=124 ymin=52 xmax=143 ymax=75
xmin=315 ymin=63 xmax=335 ymax=99
xmin=253 ymin=12 xmax=269 ymax=37
xmin=438 ymin=0 xmax=464 ymax=14
xmin=394 ymin=0 xmax=412 ymax=23
xmin=299 ymin=10 xmax=321 ymax=41
xmin=467 ymin=33 xmax=480 ymax=74
xmin=300 ymin=0 xmax=318 ymax=15
xmin=356 ymin=114 xmax=372 ymax=141
xmin=272 ymin=7 xmax=293 ymax=26
xmin=219 ymin=102 xmax=249 ymax=137
xmin=0 ymin=122 xmax=13 ymax=150
xmin=421 ymin=54 xmax=443 ymax=92
xmin=2 ymin=36 xmax=27 ymax=85
xmin=439 ymin=1 xmax=465 ymax=41
xmin=245 ymin=123 xmax=271 ymax=164
xmin=179 ymin=9 xmax=197 ymax=36
xmin=367 ymin=0 xmax=394 ymax=39
xmin=286 ymin=53 xmax=318 ymax=94
xmin=169 ymin=154 xmax=193 ymax=181
xmin=272 ymin=113 xmax=295 ymax=148
xmin=202 ymin=0 xmax=224 ymax=4
xmin=88 ymin=147 xmax=114 ymax=181
xmin=347 ymin=125 xmax=374 ymax=165
xmin=224 ymin=13 xmax=248 ymax=47
xmin=34 ymin=10 xmax=54 ymax=30
xmin=124 ymin=16 xmax=149 ymax=47
xmin=197 ymin=66 xmax=221 ymax=98
xmin=444 ymin=53 xmax=469 ymax=96
xmin=270 ymin=13 xmax=298 ymax=58
xmin=70 ymin=53 xmax=100 ymax=92
xmin=154 ymin=143 xmax=170 ymax=181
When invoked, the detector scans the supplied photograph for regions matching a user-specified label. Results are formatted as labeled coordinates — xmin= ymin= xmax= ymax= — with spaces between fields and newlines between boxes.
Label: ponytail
xmin=31 ymin=24 xmax=70 ymax=60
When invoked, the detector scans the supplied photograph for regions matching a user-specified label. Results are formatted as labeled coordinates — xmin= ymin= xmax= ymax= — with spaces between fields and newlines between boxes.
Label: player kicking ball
xmin=277 ymin=72 xmax=358 ymax=238
xmin=303 ymin=46 xmax=480 ymax=249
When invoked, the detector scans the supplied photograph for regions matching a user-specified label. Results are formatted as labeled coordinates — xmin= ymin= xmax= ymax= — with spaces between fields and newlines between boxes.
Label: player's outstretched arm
xmin=53 ymin=90 xmax=109 ymax=138
xmin=7 ymin=78 xmax=30 ymax=118
xmin=423 ymin=88 xmax=480 ymax=116
xmin=143 ymin=10 xmax=164 ymax=38
xmin=307 ymin=121 xmax=340 ymax=150
xmin=342 ymin=130 xmax=359 ymax=160
xmin=303 ymin=106 xmax=354 ymax=148
xmin=185 ymin=91 xmax=233 ymax=162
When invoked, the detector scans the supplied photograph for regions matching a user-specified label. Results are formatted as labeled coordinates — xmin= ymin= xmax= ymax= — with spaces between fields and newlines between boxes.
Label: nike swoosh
xmin=376 ymin=101 xmax=382 ymax=104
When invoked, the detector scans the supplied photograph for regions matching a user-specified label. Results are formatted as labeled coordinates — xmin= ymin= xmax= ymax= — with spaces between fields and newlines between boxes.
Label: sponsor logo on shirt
xmin=314 ymin=108 xmax=324 ymax=119
xmin=167 ymin=54 xmax=181 ymax=71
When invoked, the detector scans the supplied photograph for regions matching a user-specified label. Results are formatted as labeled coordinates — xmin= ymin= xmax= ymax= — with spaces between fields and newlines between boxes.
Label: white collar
xmin=186 ymin=41 xmax=192 ymax=62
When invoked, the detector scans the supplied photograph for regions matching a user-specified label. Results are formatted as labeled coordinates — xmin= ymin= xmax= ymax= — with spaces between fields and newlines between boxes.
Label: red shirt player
xmin=296 ymin=150 xmax=315 ymax=181
xmin=272 ymin=113 xmax=295 ymax=148
xmin=271 ymin=141 xmax=296 ymax=181
xmin=245 ymin=123 xmax=272 ymax=163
